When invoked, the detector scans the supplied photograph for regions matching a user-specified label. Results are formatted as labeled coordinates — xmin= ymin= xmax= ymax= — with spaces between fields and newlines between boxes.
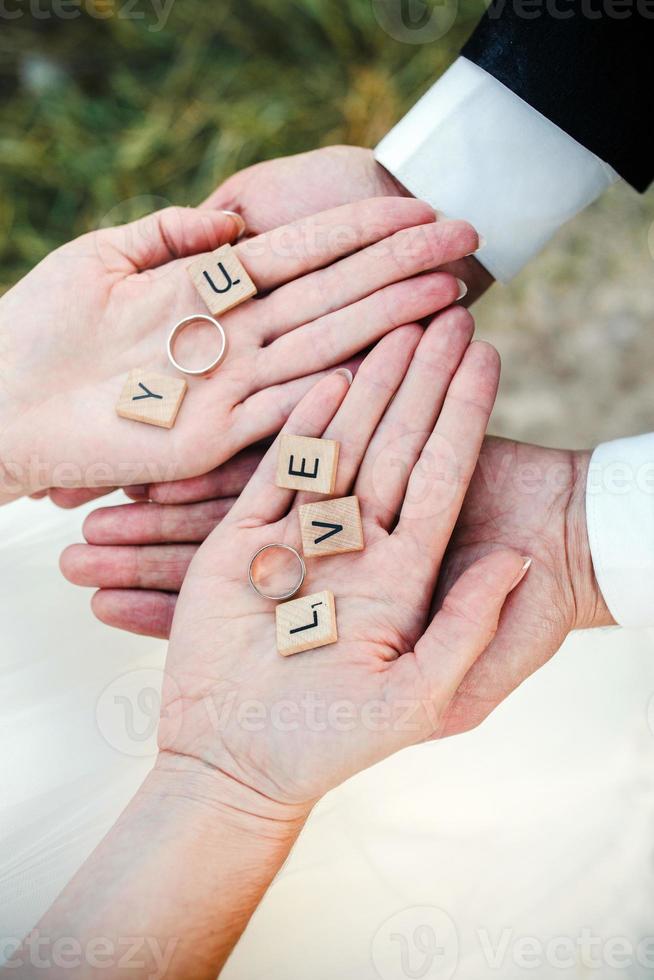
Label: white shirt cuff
xmin=586 ymin=434 xmax=654 ymax=628
xmin=375 ymin=57 xmax=619 ymax=282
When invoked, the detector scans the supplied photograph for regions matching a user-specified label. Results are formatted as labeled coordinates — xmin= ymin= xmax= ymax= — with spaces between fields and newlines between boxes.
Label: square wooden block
xmin=276 ymin=435 xmax=340 ymax=494
xmin=188 ymin=243 xmax=257 ymax=316
xmin=276 ymin=590 xmax=338 ymax=657
xmin=116 ymin=369 xmax=187 ymax=429
xmin=299 ymin=495 xmax=364 ymax=558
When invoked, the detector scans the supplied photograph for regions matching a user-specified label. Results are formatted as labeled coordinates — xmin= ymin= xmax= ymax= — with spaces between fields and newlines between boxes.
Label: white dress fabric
xmin=2 ymin=497 xmax=654 ymax=977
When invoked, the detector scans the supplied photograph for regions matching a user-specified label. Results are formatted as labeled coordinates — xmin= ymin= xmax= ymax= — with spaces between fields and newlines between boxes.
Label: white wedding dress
xmin=2 ymin=496 xmax=654 ymax=978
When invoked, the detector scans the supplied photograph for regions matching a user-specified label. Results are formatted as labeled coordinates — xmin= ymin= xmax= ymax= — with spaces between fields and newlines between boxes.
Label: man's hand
xmin=61 ymin=435 xmax=614 ymax=734
xmin=436 ymin=437 xmax=614 ymax=735
xmin=203 ymin=145 xmax=493 ymax=304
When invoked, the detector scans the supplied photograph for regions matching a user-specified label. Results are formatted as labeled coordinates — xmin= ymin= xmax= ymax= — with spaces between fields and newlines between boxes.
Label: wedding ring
xmin=248 ymin=544 xmax=306 ymax=601
xmin=167 ymin=314 xmax=227 ymax=377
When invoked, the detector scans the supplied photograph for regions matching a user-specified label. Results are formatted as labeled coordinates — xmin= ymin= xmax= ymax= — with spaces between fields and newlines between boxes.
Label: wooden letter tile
xmin=299 ymin=496 xmax=364 ymax=558
xmin=276 ymin=590 xmax=338 ymax=657
xmin=188 ymin=243 xmax=257 ymax=316
xmin=275 ymin=435 xmax=339 ymax=494
xmin=116 ymin=369 xmax=187 ymax=429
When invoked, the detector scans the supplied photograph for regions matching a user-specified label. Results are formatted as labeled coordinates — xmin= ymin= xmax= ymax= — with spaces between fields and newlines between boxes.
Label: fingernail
xmin=334 ymin=368 xmax=353 ymax=385
xmin=456 ymin=278 xmax=468 ymax=300
xmin=465 ymin=233 xmax=487 ymax=257
xmin=220 ymin=210 xmax=247 ymax=239
xmin=125 ymin=485 xmax=150 ymax=500
xmin=510 ymin=556 xmax=532 ymax=590
xmin=434 ymin=208 xmax=448 ymax=221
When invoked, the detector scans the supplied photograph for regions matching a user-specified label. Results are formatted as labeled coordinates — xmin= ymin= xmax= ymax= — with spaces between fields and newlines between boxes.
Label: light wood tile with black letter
xmin=276 ymin=590 xmax=338 ymax=656
xmin=275 ymin=435 xmax=339 ymax=494
xmin=299 ymin=496 xmax=364 ymax=557
xmin=188 ymin=244 xmax=257 ymax=316
xmin=116 ymin=369 xmax=187 ymax=429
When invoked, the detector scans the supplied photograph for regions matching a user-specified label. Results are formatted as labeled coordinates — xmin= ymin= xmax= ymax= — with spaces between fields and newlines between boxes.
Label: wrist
xmin=373 ymin=159 xmax=493 ymax=305
xmin=565 ymin=450 xmax=615 ymax=630
xmin=148 ymin=752 xmax=312 ymax=844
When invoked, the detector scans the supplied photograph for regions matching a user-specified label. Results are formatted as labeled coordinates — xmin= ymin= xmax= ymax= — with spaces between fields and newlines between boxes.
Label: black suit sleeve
xmin=462 ymin=0 xmax=653 ymax=192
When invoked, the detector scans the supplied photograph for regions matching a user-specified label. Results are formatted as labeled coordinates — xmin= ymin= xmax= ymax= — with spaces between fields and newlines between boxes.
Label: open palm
xmin=0 ymin=197 xmax=476 ymax=502
xmin=157 ymin=312 xmax=526 ymax=804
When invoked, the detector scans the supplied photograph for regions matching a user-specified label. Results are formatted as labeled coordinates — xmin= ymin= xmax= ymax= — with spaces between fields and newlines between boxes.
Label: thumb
xmin=99 ymin=206 xmax=245 ymax=274
xmin=394 ymin=549 xmax=531 ymax=735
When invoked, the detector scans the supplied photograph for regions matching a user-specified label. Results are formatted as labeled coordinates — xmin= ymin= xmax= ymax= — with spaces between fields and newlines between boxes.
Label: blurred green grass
xmin=0 ymin=0 xmax=484 ymax=290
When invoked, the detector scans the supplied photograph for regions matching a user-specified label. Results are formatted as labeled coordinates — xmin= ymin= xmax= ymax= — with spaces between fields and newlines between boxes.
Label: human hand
xmin=157 ymin=313 xmax=526 ymax=805
xmin=0 ymin=197 xmax=478 ymax=503
xmin=63 ymin=434 xmax=612 ymax=737
xmin=204 ymin=145 xmax=493 ymax=303
xmin=66 ymin=309 xmax=528 ymax=805
xmin=435 ymin=437 xmax=614 ymax=734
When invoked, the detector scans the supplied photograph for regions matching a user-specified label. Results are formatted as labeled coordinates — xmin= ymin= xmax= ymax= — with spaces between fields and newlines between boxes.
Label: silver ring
xmin=248 ymin=544 xmax=306 ymax=601
xmin=167 ymin=314 xmax=227 ymax=377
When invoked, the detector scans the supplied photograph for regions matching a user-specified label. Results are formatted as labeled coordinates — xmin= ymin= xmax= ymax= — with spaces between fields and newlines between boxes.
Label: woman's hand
xmin=0 ymin=197 xmax=477 ymax=503
xmin=153 ymin=309 xmax=527 ymax=805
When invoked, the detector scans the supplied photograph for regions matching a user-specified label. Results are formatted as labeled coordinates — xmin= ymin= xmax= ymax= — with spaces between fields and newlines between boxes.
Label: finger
xmin=99 ymin=207 xmax=243 ymax=274
xmin=228 ymin=349 xmax=360 ymax=450
xmin=48 ymin=487 xmax=117 ymax=509
xmin=91 ymin=589 xmax=177 ymax=640
xmin=144 ymin=446 xmax=266 ymax=505
xmin=233 ymin=197 xmax=436 ymax=293
xmin=257 ymin=219 xmax=476 ymax=344
xmin=253 ymin=272 xmax=462 ymax=391
xmin=394 ymin=340 xmax=500 ymax=560
xmin=291 ymin=325 xmax=423 ymax=506
xmin=82 ymin=498 xmax=234 ymax=546
xmin=355 ymin=306 xmax=474 ymax=528
xmin=60 ymin=543 xmax=196 ymax=591
xmin=389 ymin=550 xmax=529 ymax=737
xmin=225 ymin=370 xmax=352 ymax=526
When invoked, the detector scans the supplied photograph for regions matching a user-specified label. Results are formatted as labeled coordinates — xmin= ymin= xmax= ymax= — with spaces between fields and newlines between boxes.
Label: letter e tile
xmin=276 ymin=435 xmax=339 ymax=494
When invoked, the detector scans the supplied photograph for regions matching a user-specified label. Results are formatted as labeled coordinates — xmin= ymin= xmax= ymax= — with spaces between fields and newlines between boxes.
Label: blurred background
xmin=2 ymin=0 xmax=653 ymax=448
xmin=2 ymin=2 xmax=654 ymax=977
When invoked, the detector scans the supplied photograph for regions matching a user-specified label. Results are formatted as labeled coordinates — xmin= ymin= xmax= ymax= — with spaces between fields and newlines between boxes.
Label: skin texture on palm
xmin=62 ymin=427 xmax=613 ymax=739
xmin=0 ymin=196 xmax=480 ymax=502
